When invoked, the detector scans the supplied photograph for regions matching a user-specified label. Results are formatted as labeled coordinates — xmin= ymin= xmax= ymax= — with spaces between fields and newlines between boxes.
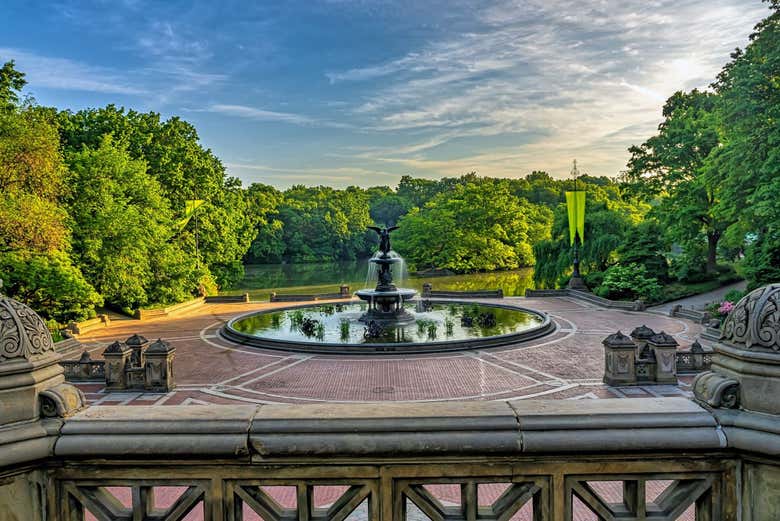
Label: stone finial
xmin=602 ymin=331 xmax=636 ymax=348
xmin=720 ymin=283 xmax=780 ymax=352
xmin=648 ymin=331 xmax=679 ymax=347
xmin=694 ymin=284 xmax=780 ymax=415
xmin=0 ymin=294 xmax=56 ymax=364
xmin=691 ymin=340 xmax=704 ymax=353
xmin=125 ymin=334 xmax=149 ymax=347
xmin=147 ymin=338 xmax=174 ymax=353
xmin=103 ymin=340 xmax=130 ymax=354
xmin=0 ymin=294 xmax=86 ymax=426
xmin=78 ymin=351 xmax=92 ymax=362
xmin=630 ymin=325 xmax=656 ymax=340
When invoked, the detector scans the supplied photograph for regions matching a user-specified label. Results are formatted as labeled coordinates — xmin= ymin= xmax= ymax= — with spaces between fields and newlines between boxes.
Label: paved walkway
xmin=66 ymin=296 xmax=707 ymax=406
xmin=648 ymin=280 xmax=747 ymax=313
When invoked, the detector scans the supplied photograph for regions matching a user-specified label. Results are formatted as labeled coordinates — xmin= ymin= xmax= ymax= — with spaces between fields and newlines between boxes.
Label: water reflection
xmin=223 ymin=262 xmax=534 ymax=300
xmin=231 ymin=302 xmax=542 ymax=345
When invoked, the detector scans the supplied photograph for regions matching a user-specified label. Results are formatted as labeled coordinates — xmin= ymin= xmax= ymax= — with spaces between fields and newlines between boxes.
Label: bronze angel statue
xmin=367 ymin=226 xmax=399 ymax=255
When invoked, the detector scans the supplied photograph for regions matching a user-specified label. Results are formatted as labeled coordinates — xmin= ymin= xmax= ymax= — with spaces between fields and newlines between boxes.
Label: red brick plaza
xmin=66 ymin=296 xmax=704 ymax=406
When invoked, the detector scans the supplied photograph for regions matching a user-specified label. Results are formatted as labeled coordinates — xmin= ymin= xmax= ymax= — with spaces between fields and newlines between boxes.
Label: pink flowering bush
xmin=718 ymin=301 xmax=735 ymax=316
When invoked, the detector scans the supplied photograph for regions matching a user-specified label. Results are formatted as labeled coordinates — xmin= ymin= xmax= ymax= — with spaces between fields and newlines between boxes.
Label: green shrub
xmin=596 ymin=263 xmax=662 ymax=302
xmin=723 ymin=289 xmax=746 ymax=304
xmin=583 ymin=270 xmax=605 ymax=289
xmin=0 ymin=250 xmax=102 ymax=322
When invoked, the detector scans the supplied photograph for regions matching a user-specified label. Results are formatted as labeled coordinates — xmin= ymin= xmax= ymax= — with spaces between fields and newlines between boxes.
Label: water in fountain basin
xmin=365 ymin=252 xmax=380 ymax=289
xmin=388 ymin=251 xmax=408 ymax=286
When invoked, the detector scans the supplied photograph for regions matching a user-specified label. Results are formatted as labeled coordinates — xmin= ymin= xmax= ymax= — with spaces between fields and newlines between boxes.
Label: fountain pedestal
xmin=356 ymin=232 xmax=417 ymax=323
xmin=356 ymin=255 xmax=417 ymax=323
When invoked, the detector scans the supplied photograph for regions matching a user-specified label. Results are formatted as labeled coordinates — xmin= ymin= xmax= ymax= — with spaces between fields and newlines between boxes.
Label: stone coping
xmin=23 ymin=398 xmax=729 ymax=463
xmin=6 ymin=397 xmax=780 ymax=471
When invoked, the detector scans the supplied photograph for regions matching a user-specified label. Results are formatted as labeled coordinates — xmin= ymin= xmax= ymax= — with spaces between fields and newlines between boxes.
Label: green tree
xmin=394 ymin=179 xmax=546 ymax=272
xmin=64 ymin=138 xmax=198 ymax=309
xmin=0 ymin=250 xmax=101 ymax=322
xmin=58 ymin=106 xmax=255 ymax=287
xmin=710 ymin=1 xmax=780 ymax=287
xmin=0 ymin=60 xmax=26 ymax=110
xmin=245 ymin=183 xmax=285 ymax=263
xmin=624 ymin=90 xmax=729 ymax=273
xmin=369 ymin=193 xmax=409 ymax=226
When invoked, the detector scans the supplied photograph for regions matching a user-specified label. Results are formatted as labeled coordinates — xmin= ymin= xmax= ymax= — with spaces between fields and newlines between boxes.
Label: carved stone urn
xmin=693 ymin=284 xmax=780 ymax=415
xmin=0 ymin=293 xmax=86 ymax=425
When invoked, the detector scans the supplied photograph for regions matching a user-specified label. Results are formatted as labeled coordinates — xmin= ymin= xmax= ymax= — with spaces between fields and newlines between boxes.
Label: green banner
xmin=177 ymin=199 xmax=206 ymax=231
xmin=565 ymin=191 xmax=585 ymax=245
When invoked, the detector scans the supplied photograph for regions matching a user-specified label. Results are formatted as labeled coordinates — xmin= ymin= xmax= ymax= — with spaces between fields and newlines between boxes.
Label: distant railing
xmin=66 ymin=313 xmax=111 ymax=335
xmin=60 ymin=351 xmax=105 ymax=382
xmin=525 ymin=288 xmax=645 ymax=311
xmin=421 ymin=283 xmax=503 ymax=299
xmin=205 ymin=293 xmax=251 ymax=303
xmin=135 ymin=297 xmax=205 ymax=320
xmin=669 ymin=304 xmax=712 ymax=324
xmin=270 ymin=285 xmax=352 ymax=302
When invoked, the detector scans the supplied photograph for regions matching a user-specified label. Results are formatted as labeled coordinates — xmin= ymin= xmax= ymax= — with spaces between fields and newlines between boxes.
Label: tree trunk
xmin=706 ymin=231 xmax=720 ymax=274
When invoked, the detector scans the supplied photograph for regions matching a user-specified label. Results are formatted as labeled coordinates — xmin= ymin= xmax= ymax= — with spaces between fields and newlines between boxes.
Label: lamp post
xmin=566 ymin=161 xmax=588 ymax=291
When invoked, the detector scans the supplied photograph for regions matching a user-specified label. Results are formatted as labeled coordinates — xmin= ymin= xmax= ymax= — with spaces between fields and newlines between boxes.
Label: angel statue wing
xmin=387 ymin=226 xmax=399 ymax=233
xmin=367 ymin=226 xmax=382 ymax=234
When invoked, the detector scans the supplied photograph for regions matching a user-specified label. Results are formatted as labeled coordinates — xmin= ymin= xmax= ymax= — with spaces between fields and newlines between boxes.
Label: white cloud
xmin=207 ymin=104 xmax=319 ymax=125
xmin=325 ymin=0 xmax=769 ymax=179
xmin=0 ymin=48 xmax=146 ymax=95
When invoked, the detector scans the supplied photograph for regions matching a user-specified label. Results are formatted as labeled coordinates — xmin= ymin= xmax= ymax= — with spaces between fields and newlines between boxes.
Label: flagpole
xmin=567 ymin=160 xmax=588 ymax=291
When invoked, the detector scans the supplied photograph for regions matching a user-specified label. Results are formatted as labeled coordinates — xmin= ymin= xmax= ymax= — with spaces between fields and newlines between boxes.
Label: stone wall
xmin=0 ymin=471 xmax=45 ymax=521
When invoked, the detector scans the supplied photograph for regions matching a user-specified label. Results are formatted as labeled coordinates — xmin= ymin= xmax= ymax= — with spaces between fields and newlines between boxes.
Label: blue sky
xmin=1 ymin=0 xmax=770 ymax=188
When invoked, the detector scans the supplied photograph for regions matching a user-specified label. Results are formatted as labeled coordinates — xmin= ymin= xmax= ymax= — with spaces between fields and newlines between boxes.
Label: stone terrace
xmin=63 ymin=296 xmax=705 ymax=406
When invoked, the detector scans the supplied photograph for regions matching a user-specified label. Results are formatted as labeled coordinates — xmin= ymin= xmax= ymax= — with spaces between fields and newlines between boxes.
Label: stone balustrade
xmin=2 ymin=286 xmax=780 ymax=519
xmin=421 ymin=282 xmax=504 ymax=299
xmin=603 ymin=326 xmax=713 ymax=385
xmin=0 ymin=398 xmax=753 ymax=520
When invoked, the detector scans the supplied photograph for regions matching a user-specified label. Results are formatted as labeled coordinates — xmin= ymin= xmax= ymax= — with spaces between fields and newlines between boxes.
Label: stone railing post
xmin=144 ymin=339 xmax=176 ymax=392
xmin=648 ymin=331 xmax=679 ymax=384
xmin=103 ymin=341 xmax=132 ymax=390
xmin=602 ymin=331 xmax=637 ymax=385
xmin=0 ymin=292 xmax=86 ymax=520
xmin=125 ymin=333 xmax=149 ymax=367
xmin=692 ymin=284 xmax=780 ymax=520
xmin=422 ymin=282 xmax=432 ymax=298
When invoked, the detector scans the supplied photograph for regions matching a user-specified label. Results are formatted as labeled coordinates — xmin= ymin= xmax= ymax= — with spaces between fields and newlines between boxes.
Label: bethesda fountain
xmin=354 ymin=226 xmax=417 ymax=323
xmin=221 ymin=224 xmax=554 ymax=354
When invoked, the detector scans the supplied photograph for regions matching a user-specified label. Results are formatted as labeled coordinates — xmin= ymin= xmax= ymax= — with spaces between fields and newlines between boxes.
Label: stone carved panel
xmin=721 ymin=284 xmax=780 ymax=352
xmin=616 ymin=353 xmax=630 ymax=374
xmin=658 ymin=352 xmax=676 ymax=372
xmin=0 ymin=296 xmax=55 ymax=363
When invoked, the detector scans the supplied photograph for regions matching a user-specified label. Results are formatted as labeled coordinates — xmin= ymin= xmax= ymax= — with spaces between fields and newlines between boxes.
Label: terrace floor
xmin=65 ymin=296 xmax=705 ymax=406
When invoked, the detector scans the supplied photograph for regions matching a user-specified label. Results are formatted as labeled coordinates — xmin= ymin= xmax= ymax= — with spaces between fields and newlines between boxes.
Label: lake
xmin=222 ymin=261 xmax=535 ymax=301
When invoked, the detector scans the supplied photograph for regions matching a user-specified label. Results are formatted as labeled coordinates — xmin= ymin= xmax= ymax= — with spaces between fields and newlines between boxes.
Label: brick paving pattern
xmin=73 ymin=296 xmax=705 ymax=406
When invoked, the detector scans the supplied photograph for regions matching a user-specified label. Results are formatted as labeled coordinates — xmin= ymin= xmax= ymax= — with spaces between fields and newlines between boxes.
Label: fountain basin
xmin=221 ymin=300 xmax=555 ymax=354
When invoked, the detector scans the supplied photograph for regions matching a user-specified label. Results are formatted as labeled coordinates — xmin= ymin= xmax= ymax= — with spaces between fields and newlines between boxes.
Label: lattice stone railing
xmin=22 ymin=398 xmax=746 ymax=520
xmin=54 ymin=461 xmax=732 ymax=520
